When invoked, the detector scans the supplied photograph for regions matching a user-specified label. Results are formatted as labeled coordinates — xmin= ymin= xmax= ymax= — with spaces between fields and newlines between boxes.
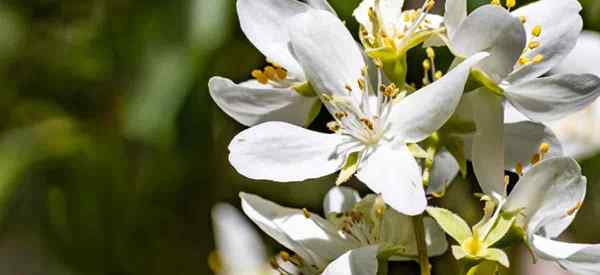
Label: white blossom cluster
xmin=208 ymin=0 xmax=600 ymax=274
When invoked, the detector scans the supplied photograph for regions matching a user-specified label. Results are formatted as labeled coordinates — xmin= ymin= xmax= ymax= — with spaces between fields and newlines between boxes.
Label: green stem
xmin=413 ymin=214 xmax=431 ymax=275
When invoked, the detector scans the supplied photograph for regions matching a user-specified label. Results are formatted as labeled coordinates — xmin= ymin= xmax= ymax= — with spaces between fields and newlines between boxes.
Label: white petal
xmin=228 ymin=122 xmax=351 ymax=182
xmin=323 ymin=186 xmax=362 ymax=216
xmin=547 ymin=99 xmax=600 ymax=159
xmin=507 ymin=0 xmax=583 ymax=83
xmin=237 ymin=0 xmax=309 ymax=77
xmin=427 ymin=148 xmax=459 ymax=195
xmin=240 ymin=193 xmax=357 ymax=268
xmin=552 ymin=31 xmax=600 ymax=77
xmin=532 ymin=235 xmax=600 ymax=275
xmin=356 ymin=143 xmax=426 ymax=216
xmin=451 ymin=5 xmax=526 ymax=82
xmin=503 ymin=121 xmax=563 ymax=170
xmin=212 ymin=203 xmax=268 ymax=274
xmin=388 ymin=52 xmax=490 ymax=143
xmin=322 ymin=246 xmax=379 ymax=275
xmin=288 ymin=9 xmax=366 ymax=101
xmin=305 ymin=0 xmax=337 ymax=14
xmin=471 ymin=89 xmax=506 ymax=199
xmin=504 ymin=157 xmax=586 ymax=238
xmin=353 ymin=0 xmax=405 ymax=37
xmin=444 ymin=0 xmax=467 ymax=39
xmin=504 ymin=74 xmax=600 ymax=122
xmin=209 ymin=77 xmax=319 ymax=126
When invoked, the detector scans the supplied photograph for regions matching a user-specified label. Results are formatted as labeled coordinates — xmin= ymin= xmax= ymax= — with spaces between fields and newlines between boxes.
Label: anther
xmin=532 ymin=25 xmax=542 ymax=37
xmin=532 ymin=54 xmax=544 ymax=64
xmin=357 ymin=79 xmax=366 ymax=91
xmin=302 ymin=208 xmax=311 ymax=218
xmin=518 ymin=56 xmax=531 ymax=65
xmin=269 ymin=258 xmax=280 ymax=269
xmin=519 ymin=16 xmax=527 ymax=24
xmin=539 ymin=143 xmax=550 ymax=155
xmin=251 ymin=69 xmax=269 ymax=84
xmin=279 ymin=251 xmax=291 ymax=262
xmin=425 ymin=0 xmax=436 ymax=12
xmin=491 ymin=0 xmax=501 ymax=5
xmin=383 ymin=83 xmax=399 ymax=98
xmin=360 ymin=118 xmax=375 ymax=130
xmin=566 ymin=201 xmax=583 ymax=216
xmin=264 ymin=66 xmax=278 ymax=80
xmin=422 ymin=59 xmax=431 ymax=71
xmin=434 ymin=71 xmax=443 ymax=80
xmin=528 ymin=41 xmax=540 ymax=50
xmin=426 ymin=47 xmax=435 ymax=59
xmin=506 ymin=0 xmax=516 ymax=10
xmin=335 ymin=112 xmax=348 ymax=120
xmin=345 ymin=84 xmax=353 ymax=92
xmin=327 ymin=121 xmax=341 ymax=132
xmin=515 ymin=162 xmax=524 ymax=176
xmin=530 ymin=153 xmax=541 ymax=165
xmin=275 ymin=67 xmax=288 ymax=80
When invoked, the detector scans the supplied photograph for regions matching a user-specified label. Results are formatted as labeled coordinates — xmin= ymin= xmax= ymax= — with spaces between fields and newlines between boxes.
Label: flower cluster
xmin=208 ymin=0 xmax=600 ymax=274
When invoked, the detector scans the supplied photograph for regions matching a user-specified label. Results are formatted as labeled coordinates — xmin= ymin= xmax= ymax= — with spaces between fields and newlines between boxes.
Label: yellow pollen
xmin=275 ymin=67 xmax=287 ymax=79
xmin=532 ymin=25 xmax=542 ymax=37
xmin=518 ymin=56 xmax=531 ymax=65
xmin=360 ymin=118 xmax=375 ymax=130
xmin=434 ymin=71 xmax=443 ymax=80
xmin=491 ymin=0 xmax=501 ymax=5
xmin=264 ymin=66 xmax=278 ymax=80
xmin=302 ymin=208 xmax=311 ymax=218
xmin=539 ymin=142 xmax=550 ymax=155
xmin=528 ymin=41 xmax=541 ymax=49
xmin=532 ymin=54 xmax=544 ymax=64
xmin=426 ymin=47 xmax=435 ymax=59
xmin=530 ymin=153 xmax=541 ymax=165
xmin=425 ymin=0 xmax=436 ymax=12
xmin=515 ymin=162 xmax=524 ymax=176
xmin=506 ymin=0 xmax=516 ymax=9
xmin=279 ymin=251 xmax=291 ymax=262
xmin=251 ymin=69 xmax=269 ymax=84
xmin=422 ymin=59 xmax=431 ymax=71
xmin=519 ymin=16 xmax=527 ymax=24
xmin=383 ymin=83 xmax=400 ymax=98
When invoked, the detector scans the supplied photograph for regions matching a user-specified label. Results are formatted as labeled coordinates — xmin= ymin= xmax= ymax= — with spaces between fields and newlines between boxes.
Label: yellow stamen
xmin=357 ymin=79 xmax=366 ymax=91
xmin=251 ymin=69 xmax=269 ymax=84
xmin=506 ymin=0 xmax=516 ymax=10
xmin=275 ymin=67 xmax=288 ymax=80
xmin=539 ymin=143 xmax=550 ymax=155
xmin=528 ymin=41 xmax=541 ymax=50
xmin=360 ymin=118 xmax=375 ymax=130
xmin=532 ymin=25 xmax=542 ymax=37
xmin=264 ymin=66 xmax=278 ymax=80
xmin=345 ymin=84 xmax=353 ymax=92
xmin=434 ymin=71 xmax=443 ymax=80
xmin=425 ymin=0 xmax=436 ymax=12
xmin=515 ymin=162 xmax=524 ymax=176
xmin=302 ymin=208 xmax=311 ymax=218
xmin=422 ymin=59 xmax=431 ymax=71
xmin=426 ymin=47 xmax=435 ymax=59
xmin=327 ymin=121 xmax=341 ymax=132
xmin=530 ymin=153 xmax=541 ymax=165
xmin=491 ymin=0 xmax=501 ymax=5
xmin=532 ymin=54 xmax=544 ymax=64
xmin=279 ymin=251 xmax=291 ymax=262
xmin=518 ymin=56 xmax=531 ymax=65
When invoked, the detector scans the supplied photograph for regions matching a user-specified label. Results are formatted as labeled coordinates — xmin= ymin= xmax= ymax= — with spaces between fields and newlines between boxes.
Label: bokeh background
xmin=0 ymin=0 xmax=598 ymax=274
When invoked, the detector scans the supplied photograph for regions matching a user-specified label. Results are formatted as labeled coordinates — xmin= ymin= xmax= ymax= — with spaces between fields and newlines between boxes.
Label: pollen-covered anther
xmin=532 ymin=54 xmax=544 ymax=64
xmin=528 ymin=41 xmax=541 ymax=50
xmin=426 ymin=47 xmax=436 ymax=59
xmin=515 ymin=162 xmax=524 ymax=176
xmin=491 ymin=0 xmax=501 ymax=6
xmin=383 ymin=83 xmax=400 ymax=98
xmin=251 ymin=69 xmax=269 ymax=84
xmin=530 ymin=153 xmax=541 ymax=165
xmin=335 ymin=112 xmax=348 ymax=120
xmin=518 ymin=56 xmax=531 ymax=65
xmin=506 ymin=0 xmax=516 ymax=10
xmin=275 ymin=66 xmax=287 ymax=80
xmin=357 ymin=79 xmax=366 ymax=91
xmin=345 ymin=84 xmax=353 ymax=92
xmin=263 ymin=66 xmax=278 ymax=80
xmin=360 ymin=118 xmax=375 ymax=130
xmin=539 ymin=142 xmax=550 ymax=155
xmin=302 ymin=208 xmax=311 ymax=218
xmin=434 ymin=71 xmax=443 ymax=80
xmin=532 ymin=25 xmax=542 ymax=37
xmin=279 ymin=251 xmax=291 ymax=262
xmin=327 ymin=121 xmax=341 ymax=132
xmin=425 ymin=0 xmax=436 ymax=12
xmin=422 ymin=59 xmax=431 ymax=71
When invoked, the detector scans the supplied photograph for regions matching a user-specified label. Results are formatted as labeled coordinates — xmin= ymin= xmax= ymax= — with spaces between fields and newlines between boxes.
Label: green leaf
xmin=483 ymin=248 xmax=510 ymax=268
xmin=336 ymin=152 xmax=360 ymax=185
xmin=466 ymin=261 xmax=499 ymax=275
xmin=426 ymin=207 xmax=472 ymax=244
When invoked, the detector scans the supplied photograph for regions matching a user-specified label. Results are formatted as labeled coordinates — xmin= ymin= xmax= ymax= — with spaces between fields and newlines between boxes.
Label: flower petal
xmin=288 ymin=9 xmax=366 ymax=101
xmin=212 ymin=203 xmax=269 ymax=274
xmin=356 ymin=143 xmax=425 ymax=216
xmin=504 ymin=74 xmax=600 ymax=122
xmin=353 ymin=0 xmax=405 ymax=36
xmin=322 ymin=246 xmax=379 ymax=275
xmin=552 ymin=31 xmax=600 ymax=76
xmin=209 ymin=77 xmax=320 ymax=126
xmin=504 ymin=157 xmax=586 ymax=238
xmin=240 ymin=192 xmax=356 ymax=268
xmin=388 ymin=52 xmax=489 ymax=143
xmin=547 ymin=99 xmax=600 ymax=159
xmin=428 ymin=148 xmax=459 ymax=195
xmin=305 ymin=0 xmax=337 ymax=14
xmin=228 ymin=122 xmax=351 ymax=182
xmin=444 ymin=0 xmax=467 ymax=39
xmin=532 ymin=235 xmax=600 ymax=275
xmin=507 ymin=0 xmax=583 ymax=83
xmin=471 ymin=89 xmax=506 ymax=199
xmin=451 ymin=5 xmax=526 ymax=82
xmin=323 ymin=186 xmax=362 ymax=216
xmin=503 ymin=121 xmax=563 ymax=170
xmin=237 ymin=0 xmax=309 ymax=77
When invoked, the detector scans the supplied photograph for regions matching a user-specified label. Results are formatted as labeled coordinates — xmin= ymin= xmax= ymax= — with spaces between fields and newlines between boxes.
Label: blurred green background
xmin=0 ymin=0 xmax=598 ymax=274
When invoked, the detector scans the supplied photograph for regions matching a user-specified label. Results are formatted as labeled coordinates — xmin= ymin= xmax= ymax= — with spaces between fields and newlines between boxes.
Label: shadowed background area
xmin=0 ymin=0 xmax=598 ymax=274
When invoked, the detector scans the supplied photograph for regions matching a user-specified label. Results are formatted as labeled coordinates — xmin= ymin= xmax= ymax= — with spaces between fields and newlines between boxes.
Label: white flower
xmin=442 ymin=0 xmax=600 ymax=198
xmin=240 ymin=187 xmax=448 ymax=274
xmin=501 ymin=157 xmax=600 ymax=275
xmin=208 ymin=0 xmax=336 ymax=127
xmin=228 ymin=8 xmax=488 ymax=215
xmin=546 ymin=31 xmax=600 ymax=159
xmin=352 ymin=0 xmax=443 ymax=51
xmin=211 ymin=203 xmax=277 ymax=275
